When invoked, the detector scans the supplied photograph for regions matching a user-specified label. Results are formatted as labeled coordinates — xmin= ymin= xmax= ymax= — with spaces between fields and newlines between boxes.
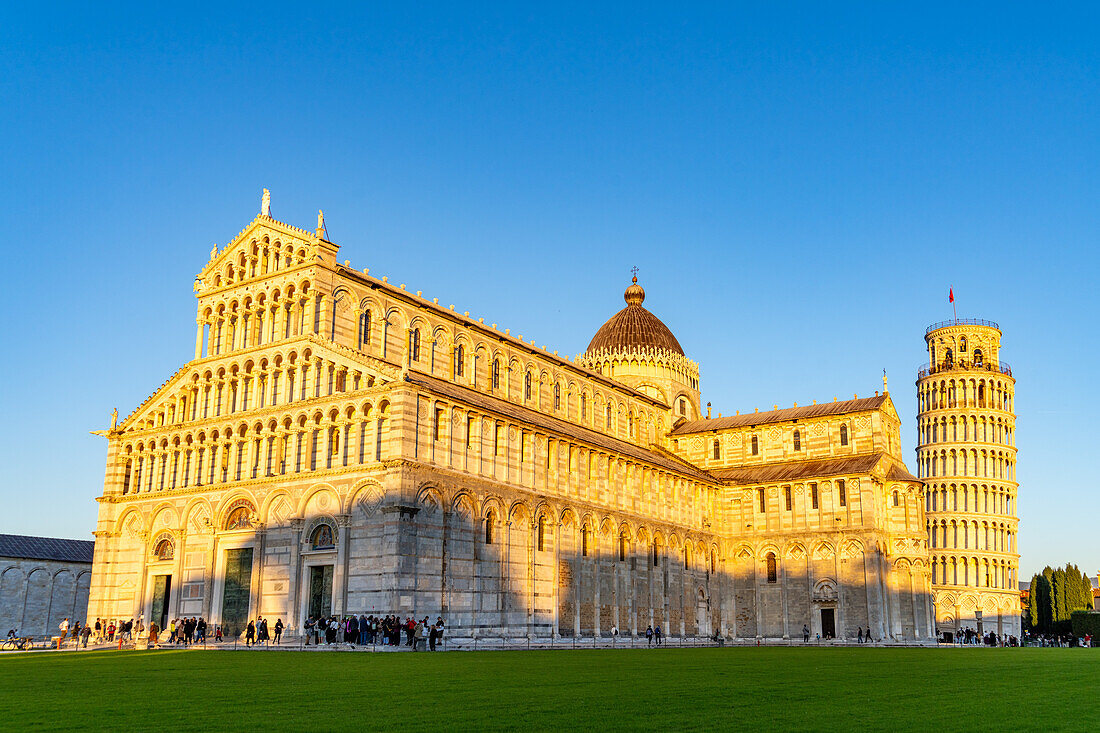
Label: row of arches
xmin=918 ymin=376 xmax=1013 ymax=413
xmin=927 ymin=518 xmax=1016 ymax=554
xmin=206 ymin=235 xmax=312 ymax=290
xmin=925 ymin=483 xmax=1015 ymax=517
xmin=917 ymin=447 xmax=1015 ymax=481
xmin=120 ymin=399 xmax=392 ymax=495
xmin=918 ymin=413 xmax=1014 ymax=448
xmin=198 ymin=279 xmax=317 ymax=359
xmin=127 ymin=345 xmax=381 ymax=432
xmin=931 ymin=555 xmax=1016 ymax=590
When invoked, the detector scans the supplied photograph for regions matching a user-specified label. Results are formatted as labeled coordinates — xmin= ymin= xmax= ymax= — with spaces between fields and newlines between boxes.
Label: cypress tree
xmin=1026 ymin=574 xmax=1040 ymax=631
xmin=1042 ymin=561 xmax=1051 ymax=629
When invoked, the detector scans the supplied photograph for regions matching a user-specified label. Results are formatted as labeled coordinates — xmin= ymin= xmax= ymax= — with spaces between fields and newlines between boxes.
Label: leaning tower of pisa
xmin=916 ymin=319 xmax=1020 ymax=639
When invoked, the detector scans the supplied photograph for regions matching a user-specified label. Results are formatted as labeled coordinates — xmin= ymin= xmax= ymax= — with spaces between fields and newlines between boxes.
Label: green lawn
xmin=2 ymin=647 xmax=1096 ymax=731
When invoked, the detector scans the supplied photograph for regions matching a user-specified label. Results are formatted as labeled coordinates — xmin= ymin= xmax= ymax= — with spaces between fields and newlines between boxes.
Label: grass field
xmin=2 ymin=647 xmax=1097 ymax=731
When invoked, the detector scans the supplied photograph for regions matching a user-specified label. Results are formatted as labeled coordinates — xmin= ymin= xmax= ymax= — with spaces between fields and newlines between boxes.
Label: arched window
xmin=619 ymin=535 xmax=627 ymax=561
xmin=537 ymin=516 xmax=545 ymax=552
xmin=359 ymin=309 xmax=371 ymax=347
xmin=455 ymin=345 xmax=465 ymax=377
xmin=893 ymin=490 xmax=900 ymax=506
xmin=712 ymin=439 xmax=720 ymax=460
xmin=766 ymin=552 xmax=778 ymax=583
xmin=581 ymin=526 xmax=589 ymax=557
xmin=484 ymin=512 xmax=494 ymax=545
xmin=840 ymin=424 xmax=849 ymax=446
xmin=679 ymin=397 xmax=687 ymax=416
xmin=310 ymin=523 xmax=334 ymax=549
xmin=944 ymin=348 xmax=953 ymax=366
xmin=409 ymin=328 xmax=420 ymax=362
xmin=973 ymin=349 xmax=983 ymax=367
xmin=793 ymin=430 xmax=801 ymax=452
xmin=524 ymin=372 xmax=532 ymax=400
xmin=751 ymin=435 xmax=759 ymax=455
xmin=554 ymin=383 xmax=560 ymax=410
xmin=580 ymin=394 xmax=587 ymax=420
xmin=960 ymin=336 xmax=967 ymax=353
xmin=153 ymin=537 xmax=174 ymax=561
xmin=491 ymin=360 xmax=500 ymax=390
xmin=606 ymin=405 xmax=612 ymax=429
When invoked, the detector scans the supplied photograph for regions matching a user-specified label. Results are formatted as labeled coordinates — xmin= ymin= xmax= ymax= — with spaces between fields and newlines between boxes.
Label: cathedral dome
xmin=585 ymin=277 xmax=684 ymax=356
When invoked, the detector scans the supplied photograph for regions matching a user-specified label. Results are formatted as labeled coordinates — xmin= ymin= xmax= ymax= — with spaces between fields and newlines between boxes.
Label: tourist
xmin=57 ymin=617 xmax=70 ymax=649
xmin=106 ymin=621 xmax=115 ymax=642
xmin=215 ymin=625 xmax=223 ymax=643
xmin=197 ymin=617 xmax=207 ymax=643
xmin=81 ymin=624 xmax=92 ymax=648
xmin=347 ymin=614 xmax=359 ymax=645
xmin=413 ymin=618 xmax=424 ymax=651
xmin=149 ymin=621 xmax=160 ymax=647
xmin=654 ymin=625 xmax=662 ymax=646
xmin=168 ymin=619 xmax=177 ymax=644
xmin=274 ymin=619 xmax=283 ymax=644
xmin=857 ymin=627 xmax=863 ymax=644
xmin=94 ymin=618 xmax=102 ymax=643
xmin=802 ymin=625 xmax=810 ymax=643
xmin=246 ymin=620 xmax=256 ymax=647
xmin=646 ymin=625 xmax=654 ymax=646
xmin=303 ymin=616 xmax=315 ymax=645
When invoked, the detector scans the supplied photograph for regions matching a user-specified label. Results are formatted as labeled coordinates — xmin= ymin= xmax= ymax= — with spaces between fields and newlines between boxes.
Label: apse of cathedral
xmin=88 ymin=192 xmax=940 ymax=642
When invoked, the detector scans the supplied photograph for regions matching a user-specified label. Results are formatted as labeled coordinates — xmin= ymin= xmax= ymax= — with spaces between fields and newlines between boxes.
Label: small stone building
xmin=0 ymin=534 xmax=94 ymax=638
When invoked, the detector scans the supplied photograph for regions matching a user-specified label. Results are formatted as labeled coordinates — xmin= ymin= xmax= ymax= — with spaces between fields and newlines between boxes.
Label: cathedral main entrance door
xmin=151 ymin=575 xmax=171 ymax=631
xmin=221 ymin=548 xmax=253 ymax=637
xmin=820 ymin=608 xmax=836 ymax=639
xmin=308 ymin=565 xmax=333 ymax=619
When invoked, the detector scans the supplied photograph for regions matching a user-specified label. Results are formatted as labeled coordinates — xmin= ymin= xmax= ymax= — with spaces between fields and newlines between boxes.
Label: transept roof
xmin=671 ymin=395 xmax=890 ymax=434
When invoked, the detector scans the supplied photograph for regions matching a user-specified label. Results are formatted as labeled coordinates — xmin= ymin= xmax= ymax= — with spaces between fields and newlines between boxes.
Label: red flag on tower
xmin=949 ymin=288 xmax=954 ymax=304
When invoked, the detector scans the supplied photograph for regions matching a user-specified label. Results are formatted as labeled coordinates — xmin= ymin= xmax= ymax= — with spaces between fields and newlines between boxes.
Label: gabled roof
xmin=0 ymin=534 xmax=94 ymax=563
xmin=710 ymin=453 xmax=918 ymax=486
xmin=405 ymin=370 xmax=718 ymax=484
xmin=671 ymin=395 xmax=890 ymax=435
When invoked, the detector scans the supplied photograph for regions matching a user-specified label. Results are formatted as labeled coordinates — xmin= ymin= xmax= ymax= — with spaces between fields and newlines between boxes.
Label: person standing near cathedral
xmin=654 ymin=625 xmax=662 ymax=646
xmin=646 ymin=625 xmax=654 ymax=646
xmin=803 ymin=625 xmax=810 ymax=643
xmin=274 ymin=619 xmax=283 ymax=644
xmin=57 ymin=618 xmax=69 ymax=649
xmin=245 ymin=620 xmax=255 ymax=647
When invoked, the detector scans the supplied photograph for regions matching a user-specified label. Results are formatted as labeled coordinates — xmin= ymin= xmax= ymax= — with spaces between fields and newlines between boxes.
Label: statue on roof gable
xmin=261 ymin=188 xmax=271 ymax=217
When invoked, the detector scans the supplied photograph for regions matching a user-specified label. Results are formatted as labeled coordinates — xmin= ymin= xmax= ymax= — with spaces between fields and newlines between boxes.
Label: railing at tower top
xmin=917 ymin=359 xmax=1012 ymax=380
xmin=925 ymin=318 xmax=1000 ymax=336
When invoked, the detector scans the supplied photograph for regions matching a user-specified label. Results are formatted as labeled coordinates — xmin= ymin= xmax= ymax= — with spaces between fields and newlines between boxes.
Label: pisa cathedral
xmin=88 ymin=192 xmax=940 ymax=642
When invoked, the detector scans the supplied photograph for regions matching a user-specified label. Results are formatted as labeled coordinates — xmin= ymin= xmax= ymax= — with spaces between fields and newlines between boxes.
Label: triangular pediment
xmin=881 ymin=394 xmax=900 ymax=424
xmin=194 ymin=214 xmax=338 ymax=296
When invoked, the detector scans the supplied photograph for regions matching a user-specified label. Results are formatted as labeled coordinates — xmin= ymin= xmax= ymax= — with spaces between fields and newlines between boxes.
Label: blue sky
xmin=1 ymin=3 xmax=1096 ymax=578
